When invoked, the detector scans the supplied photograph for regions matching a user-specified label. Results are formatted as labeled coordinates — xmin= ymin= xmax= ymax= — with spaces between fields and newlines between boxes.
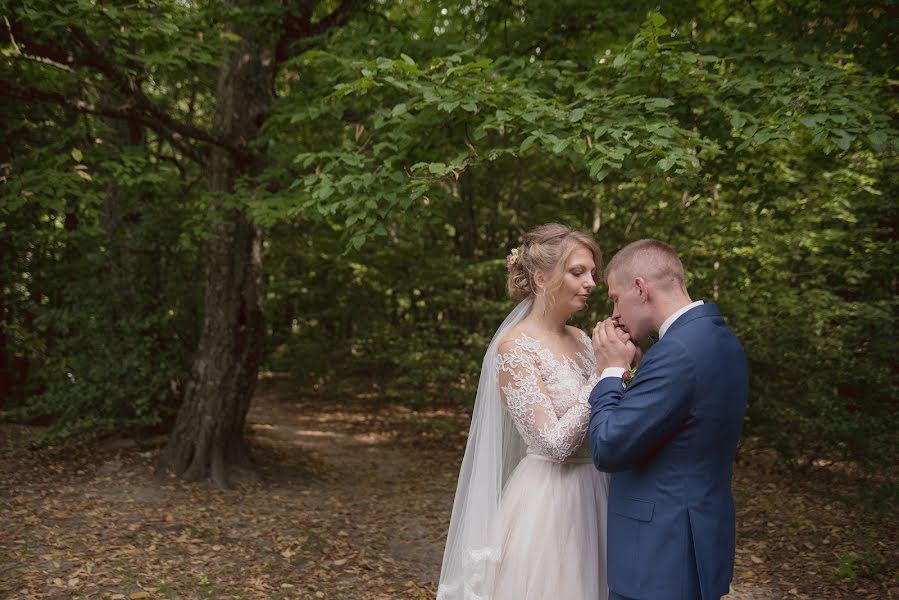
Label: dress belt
xmin=526 ymin=452 xmax=593 ymax=464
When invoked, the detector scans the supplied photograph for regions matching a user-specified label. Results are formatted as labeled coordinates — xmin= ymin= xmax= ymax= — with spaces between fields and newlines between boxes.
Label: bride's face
xmin=553 ymin=245 xmax=597 ymax=312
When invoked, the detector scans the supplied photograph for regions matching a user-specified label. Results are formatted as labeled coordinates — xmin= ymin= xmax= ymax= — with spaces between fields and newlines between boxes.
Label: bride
xmin=437 ymin=223 xmax=610 ymax=600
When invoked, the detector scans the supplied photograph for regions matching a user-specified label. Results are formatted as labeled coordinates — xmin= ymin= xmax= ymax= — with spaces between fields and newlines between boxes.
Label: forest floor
xmin=1 ymin=377 xmax=896 ymax=600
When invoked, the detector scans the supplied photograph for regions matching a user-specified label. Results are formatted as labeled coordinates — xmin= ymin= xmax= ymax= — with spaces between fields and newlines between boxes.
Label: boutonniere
xmin=623 ymin=364 xmax=638 ymax=387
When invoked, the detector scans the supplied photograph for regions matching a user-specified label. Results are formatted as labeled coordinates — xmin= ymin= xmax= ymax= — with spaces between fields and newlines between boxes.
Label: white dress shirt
xmin=658 ymin=300 xmax=704 ymax=339
xmin=598 ymin=301 xmax=705 ymax=382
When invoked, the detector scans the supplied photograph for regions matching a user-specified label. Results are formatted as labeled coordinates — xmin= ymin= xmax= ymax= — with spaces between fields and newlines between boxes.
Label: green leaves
xmin=219 ymin=31 xmax=242 ymax=43
xmin=3 ymin=0 xmax=895 ymax=476
xmin=867 ymin=131 xmax=888 ymax=154
xmin=519 ymin=135 xmax=538 ymax=152
xmin=549 ymin=136 xmax=571 ymax=154
xmin=657 ymin=154 xmax=677 ymax=172
xmin=275 ymin=36 xmax=745 ymax=247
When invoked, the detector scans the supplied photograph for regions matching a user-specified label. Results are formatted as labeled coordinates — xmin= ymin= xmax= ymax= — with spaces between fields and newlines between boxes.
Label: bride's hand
xmin=610 ymin=323 xmax=644 ymax=366
xmin=613 ymin=326 xmax=631 ymax=344
xmin=612 ymin=327 xmax=644 ymax=366
xmin=631 ymin=344 xmax=644 ymax=367
xmin=592 ymin=318 xmax=637 ymax=371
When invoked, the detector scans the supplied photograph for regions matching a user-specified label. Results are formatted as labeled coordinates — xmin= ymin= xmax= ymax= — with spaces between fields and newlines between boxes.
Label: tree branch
xmin=3 ymin=15 xmax=74 ymax=73
xmin=4 ymin=18 xmax=223 ymax=164
xmin=276 ymin=0 xmax=363 ymax=65
xmin=0 ymin=77 xmax=205 ymax=164
xmin=67 ymin=26 xmax=230 ymax=153
xmin=10 ymin=52 xmax=76 ymax=74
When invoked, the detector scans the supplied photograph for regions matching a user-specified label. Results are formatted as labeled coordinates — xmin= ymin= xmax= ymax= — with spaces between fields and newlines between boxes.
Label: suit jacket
xmin=588 ymin=303 xmax=748 ymax=600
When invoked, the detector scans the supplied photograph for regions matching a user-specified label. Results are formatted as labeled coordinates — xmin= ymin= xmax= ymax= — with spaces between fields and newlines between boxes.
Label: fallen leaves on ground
xmin=1 ymin=379 xmax=895 ymax=599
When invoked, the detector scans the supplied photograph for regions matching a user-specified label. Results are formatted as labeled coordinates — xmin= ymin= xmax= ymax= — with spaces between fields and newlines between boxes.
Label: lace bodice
xmin=495 ymin=330 xmax=600 ymax=462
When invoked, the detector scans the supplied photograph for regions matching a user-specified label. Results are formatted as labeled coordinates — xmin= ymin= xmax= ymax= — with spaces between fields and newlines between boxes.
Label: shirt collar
xmin=659 ymin=300 xmax=704 ymax=339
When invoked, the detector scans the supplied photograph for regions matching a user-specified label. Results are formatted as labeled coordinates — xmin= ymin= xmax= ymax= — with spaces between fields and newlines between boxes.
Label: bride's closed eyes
xmin=568 ymin=263 xmax=596 ymax=276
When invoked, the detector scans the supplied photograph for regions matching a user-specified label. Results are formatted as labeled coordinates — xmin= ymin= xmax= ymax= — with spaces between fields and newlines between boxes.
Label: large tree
xmin=1 ymin=0 xmax=367 ymax=486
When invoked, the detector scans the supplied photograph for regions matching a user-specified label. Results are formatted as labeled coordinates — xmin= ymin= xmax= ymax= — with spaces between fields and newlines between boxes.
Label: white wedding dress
xmin=439 ymin=328 xmax=610 ymax=600
xmin=438 ymin=298 xmax=610 ymax=600
xmin=486 ymin=331 xmax=610 ymax=600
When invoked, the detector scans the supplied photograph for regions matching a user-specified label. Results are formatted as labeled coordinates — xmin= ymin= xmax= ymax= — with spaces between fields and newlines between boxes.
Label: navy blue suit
xmin=588 ymin=304 xmax=748 ymax=600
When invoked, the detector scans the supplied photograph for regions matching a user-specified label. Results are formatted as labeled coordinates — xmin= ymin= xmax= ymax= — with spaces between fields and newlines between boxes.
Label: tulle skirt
xmin=487 ymin=453 xmax=610 ymax=600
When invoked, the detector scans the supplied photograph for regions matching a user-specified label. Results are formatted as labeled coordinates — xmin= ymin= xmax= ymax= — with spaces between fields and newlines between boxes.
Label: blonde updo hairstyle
xmin=506 ymin=223 xmax=602 ymax=302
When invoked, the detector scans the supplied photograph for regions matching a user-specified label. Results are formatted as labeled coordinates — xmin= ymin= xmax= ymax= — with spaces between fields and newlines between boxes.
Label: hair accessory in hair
xmin=505 ymin=247 xmax=520 ymax=272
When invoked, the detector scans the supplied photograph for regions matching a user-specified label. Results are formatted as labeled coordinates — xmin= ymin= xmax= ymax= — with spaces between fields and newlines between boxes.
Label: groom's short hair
xmin=604 ymin=239 xmax=686 ymax=291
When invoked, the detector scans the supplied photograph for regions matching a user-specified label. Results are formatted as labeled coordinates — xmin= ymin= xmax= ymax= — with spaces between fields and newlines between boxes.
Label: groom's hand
xmin=592 ymin=318 xmax=637 ymax=372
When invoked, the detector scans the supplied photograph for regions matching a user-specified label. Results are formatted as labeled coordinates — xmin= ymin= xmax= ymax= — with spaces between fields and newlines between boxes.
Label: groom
xmin=587 ymin=240 xmax=748 ymax=600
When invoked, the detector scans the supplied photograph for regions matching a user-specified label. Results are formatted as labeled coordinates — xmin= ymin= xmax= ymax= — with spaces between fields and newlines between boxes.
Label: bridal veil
xmin=436 ymin=299 xmax=532 ymax=599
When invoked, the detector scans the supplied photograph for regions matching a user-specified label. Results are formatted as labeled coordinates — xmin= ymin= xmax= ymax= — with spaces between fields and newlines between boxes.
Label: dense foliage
xmin=2 ymin=1 xmax=895 ymax=467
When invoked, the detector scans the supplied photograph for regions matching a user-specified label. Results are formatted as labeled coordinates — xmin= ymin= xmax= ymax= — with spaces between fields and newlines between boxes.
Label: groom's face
xmin=607 ymin=271 xmax=648 ymax=341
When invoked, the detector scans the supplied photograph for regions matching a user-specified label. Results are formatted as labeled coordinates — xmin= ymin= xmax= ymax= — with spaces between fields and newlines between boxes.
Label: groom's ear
xmin=634 ymin=277 xmax=649 ymax=302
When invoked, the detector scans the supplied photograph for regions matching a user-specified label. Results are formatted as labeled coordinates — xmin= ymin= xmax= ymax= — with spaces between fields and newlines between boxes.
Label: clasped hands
xmin=591 ymin=318 xmax=641 ymax=374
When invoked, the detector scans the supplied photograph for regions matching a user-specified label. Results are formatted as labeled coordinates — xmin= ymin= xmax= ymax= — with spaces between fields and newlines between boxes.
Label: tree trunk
xmin=0 ymin=295 xmax=9 ymax=403
xmin=161 ymin=7 xmax=273 ymax=487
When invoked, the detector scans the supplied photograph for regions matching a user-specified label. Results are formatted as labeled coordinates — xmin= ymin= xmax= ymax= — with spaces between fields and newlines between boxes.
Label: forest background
xmin=0 ymin=0 xmax=896 ymax=595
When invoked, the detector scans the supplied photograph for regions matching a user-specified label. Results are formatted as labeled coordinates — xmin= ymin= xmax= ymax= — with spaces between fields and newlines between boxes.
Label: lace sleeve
xmin=496 ymin=338 xmax=599 ymax=461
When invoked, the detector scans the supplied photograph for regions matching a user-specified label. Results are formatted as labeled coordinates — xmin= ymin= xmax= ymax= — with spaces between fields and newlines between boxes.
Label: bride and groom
xmin=437 ymin=224 xmax=749 ymax=600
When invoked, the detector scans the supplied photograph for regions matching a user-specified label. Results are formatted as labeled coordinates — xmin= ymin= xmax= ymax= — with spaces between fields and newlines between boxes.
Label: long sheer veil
xmin=436 ymin=298 xmax=533 ymax=600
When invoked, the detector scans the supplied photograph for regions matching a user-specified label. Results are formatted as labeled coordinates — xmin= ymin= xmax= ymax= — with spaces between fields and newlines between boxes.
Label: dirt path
xmin=0 ymin=381 xmax=460 ymax=600
xmin=1 ymin=380 xmax=894 ymax=599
